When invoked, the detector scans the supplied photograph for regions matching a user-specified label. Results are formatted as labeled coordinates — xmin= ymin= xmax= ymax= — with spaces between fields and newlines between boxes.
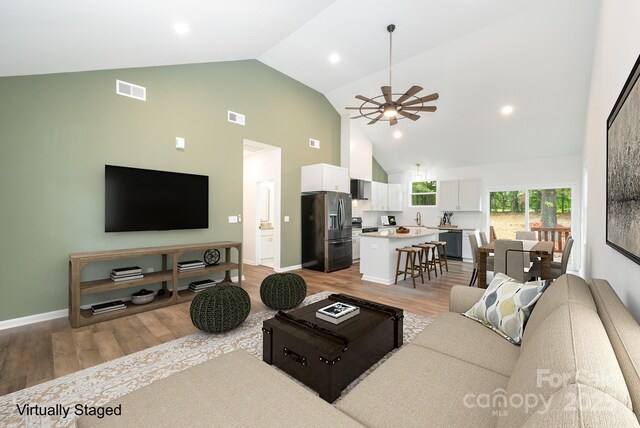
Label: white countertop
xmin=361 ymin=228 xmax=441 ymax=239
xmin=425 ymin=225 xmax=479 ymax=231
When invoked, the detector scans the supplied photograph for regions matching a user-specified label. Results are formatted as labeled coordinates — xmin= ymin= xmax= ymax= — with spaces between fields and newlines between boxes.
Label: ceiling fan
xmin=346 ymin=24 xmax=439 ymax=126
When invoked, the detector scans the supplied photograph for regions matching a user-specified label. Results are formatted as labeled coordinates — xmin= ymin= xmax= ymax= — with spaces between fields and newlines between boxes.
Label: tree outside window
xmin=410 ymin=180 xmax=437 ymax=206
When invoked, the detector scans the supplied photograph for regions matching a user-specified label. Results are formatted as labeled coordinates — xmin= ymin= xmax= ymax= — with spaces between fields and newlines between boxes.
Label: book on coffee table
xmin=316 ymin=302 xmax=360 ymax=324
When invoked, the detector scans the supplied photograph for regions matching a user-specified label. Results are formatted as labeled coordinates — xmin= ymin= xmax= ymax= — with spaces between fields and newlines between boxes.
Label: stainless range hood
xmin=350 ymin=179 xmax=369 ymax=200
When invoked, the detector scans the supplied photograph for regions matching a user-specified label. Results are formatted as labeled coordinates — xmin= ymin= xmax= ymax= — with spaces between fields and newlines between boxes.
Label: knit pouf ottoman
xmin=190 ymin=284 xmax=251 ymax=333
xmin=260 ymin=273 xmax=307 ymax=310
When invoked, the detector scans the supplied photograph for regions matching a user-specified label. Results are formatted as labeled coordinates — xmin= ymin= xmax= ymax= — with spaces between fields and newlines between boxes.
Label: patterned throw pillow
xmin=463 ymin=273 xmax=548 ymax=345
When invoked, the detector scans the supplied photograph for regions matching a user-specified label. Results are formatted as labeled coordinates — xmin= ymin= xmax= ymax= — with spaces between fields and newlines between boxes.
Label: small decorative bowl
xmin=131 ymin=289 xmax=155 ymax=305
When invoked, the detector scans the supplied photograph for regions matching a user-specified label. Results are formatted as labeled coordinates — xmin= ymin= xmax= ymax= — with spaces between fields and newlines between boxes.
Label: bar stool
xmin=394 ymin=247 xmax=424 ymax=288
xmin=412 ymin=243 xmax=438 ymax=280
xmin=428 ymin=241 xmax=449 ymax=274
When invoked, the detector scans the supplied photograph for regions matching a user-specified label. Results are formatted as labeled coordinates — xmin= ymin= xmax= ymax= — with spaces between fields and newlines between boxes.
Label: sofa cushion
xmin=590 ymin=278 xmax=640 ymax=420
xmin=497 ymin=302 xmax=632 ymax=427
xmin=463 ymin=273 xmax=547 ymax=344
xmin=77 ymin=350 xmax=363 ymax=428
xmin=412 ymin=312 xmax=520 ymax=377
xmin=521 ymin=384 xmax=638 ymax=427
xmin=449 ymin=285 xmax=486 ymax=313
xmin=337 ymin=343 xmax=509 ymax=428
xmin=522 ymin=274 xmax=596 ymax=345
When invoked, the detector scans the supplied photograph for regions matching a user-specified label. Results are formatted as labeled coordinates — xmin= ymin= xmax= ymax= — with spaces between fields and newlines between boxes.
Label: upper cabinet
xmin=438 ymin=179 xmax=482 ymax=212
xmin=438 ymin=180 xmax=459 ymax=211
xmin=363 ymin=182 xmax=402 ymax=212
xmin=458 ymin=179 xmax=482 ymax=211
xmin=301 ymin=163 xmax=350 ymax=193
xmin=387 ymin=184 xmax=403 ymax=211
xmin=370 ymin=181 xmax=388 ymax=211
xmin=349 ymin=138 xmax=373 ymax=181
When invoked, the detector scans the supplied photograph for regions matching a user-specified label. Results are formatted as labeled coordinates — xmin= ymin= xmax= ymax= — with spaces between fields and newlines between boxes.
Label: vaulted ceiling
xmin=0 ymin=0 xmax=601 ymax=173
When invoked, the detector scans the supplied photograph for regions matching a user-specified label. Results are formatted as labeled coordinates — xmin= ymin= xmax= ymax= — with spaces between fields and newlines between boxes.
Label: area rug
xmin=0 ymin=291 xmax=433 ymax=427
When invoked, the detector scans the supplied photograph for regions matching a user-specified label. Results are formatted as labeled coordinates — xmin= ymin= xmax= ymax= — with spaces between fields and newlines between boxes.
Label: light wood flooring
xmin=0 ymin=260 xmax=473 ymax=396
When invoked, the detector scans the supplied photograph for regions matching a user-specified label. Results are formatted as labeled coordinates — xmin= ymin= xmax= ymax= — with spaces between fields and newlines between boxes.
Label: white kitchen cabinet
xmin=462 ymin=230 xmax=476 ymax=262
xmin=260 ymin=229 xmax=274 ymax=261
xmin=458 ymin=179 xmax=482 ymax=211
xmin=387 ymin=183 xmax=403 ymax=211
xmin=438 ymin=180 xmax=459 ymax=211
xmin=349 ymin=138 xmax=373 ymax=181
xmin=370 ymin=181 xmax=388 ymax=211
xmin=301 ymin=163 xmax=349 ymax=193
xmin=438 ymin=179 xmax=482 ymax=212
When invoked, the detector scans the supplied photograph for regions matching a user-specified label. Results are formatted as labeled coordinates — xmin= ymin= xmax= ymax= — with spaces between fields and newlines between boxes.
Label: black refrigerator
xmin=301 ymin=191 xmax=352 ymax=272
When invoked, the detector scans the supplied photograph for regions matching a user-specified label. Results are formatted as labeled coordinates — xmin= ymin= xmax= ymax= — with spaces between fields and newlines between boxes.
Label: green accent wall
xmin=372 ymin=156 xmax=388 ymax=183
xmin=0 ymin=60 xmax=340 ymax=321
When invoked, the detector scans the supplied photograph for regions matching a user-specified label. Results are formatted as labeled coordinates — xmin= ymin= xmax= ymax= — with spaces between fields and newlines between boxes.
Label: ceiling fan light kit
xmin=347 ymin=24 xmax=439 ymax=126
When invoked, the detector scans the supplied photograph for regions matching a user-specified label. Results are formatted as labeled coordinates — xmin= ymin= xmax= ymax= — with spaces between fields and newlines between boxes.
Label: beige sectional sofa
xmin=79 ymin=274 xmax=640 ymax=427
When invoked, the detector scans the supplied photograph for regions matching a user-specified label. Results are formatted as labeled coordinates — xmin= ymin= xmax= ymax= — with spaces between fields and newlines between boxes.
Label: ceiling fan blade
xmin=356 ymin=95 xmax=383 ymax=106
xmin=403 ymin=106 xmax=437 ymax=112
xmin=350 ymin=113 xmax=374 ymax=119
xmin=389 ymin=117 xmax=398 ymax=126
xmin=397 ymin=110 xmax=420 ymax=121
xmin=367 ymin=112 xmax=384 ymax=125
xmin=381 ymin=86 xmax=393 ymax=104
xmin=345 ymin=106 xmax=381 ymax=110
xmin=395 ymin=85 xmax=423 ymax=105
xmin=402 ymin=93 xmax=440 ymax=107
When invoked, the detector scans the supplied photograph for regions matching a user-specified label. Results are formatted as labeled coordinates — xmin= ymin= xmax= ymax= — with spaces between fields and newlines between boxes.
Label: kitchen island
xmin=360 ymin=227 xmax=440 ymax=285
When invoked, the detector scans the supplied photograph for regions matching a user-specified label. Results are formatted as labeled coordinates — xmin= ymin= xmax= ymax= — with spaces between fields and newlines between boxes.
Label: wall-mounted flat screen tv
xmin=105 ymin=165 xmax=209 ymax=232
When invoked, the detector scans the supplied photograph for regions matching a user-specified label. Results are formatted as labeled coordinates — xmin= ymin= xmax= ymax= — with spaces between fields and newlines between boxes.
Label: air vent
xmin=116 ymin=80 xmax=146 ymax=101
xmin=228 ymin=111 xmax=246 ymax=126
xmin=309 ymin=138 xmax=320 ymax=149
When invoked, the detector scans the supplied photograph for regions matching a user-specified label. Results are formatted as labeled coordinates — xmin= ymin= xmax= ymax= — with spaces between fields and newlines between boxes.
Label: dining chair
xmin=468 ymin=234 xmax=494 ymax=286
xmin=530 ymin=236 xmax=574 ymax=280
xmin=515 ymin=231 xmax=537 ymax=240
xmin=479 ymin=231 xmax=489 ymax=246
xmin=515 ymin=230 xmax=537 ymax=265
xmin=494 ymin=239 xmax=526 ymax=283
xmin=489 ymin=226 xmax=498 ymax=242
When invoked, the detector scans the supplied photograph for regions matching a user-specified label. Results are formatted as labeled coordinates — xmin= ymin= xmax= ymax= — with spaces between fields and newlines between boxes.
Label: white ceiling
xmin=0 ymin=0 xmax=601 ymax=174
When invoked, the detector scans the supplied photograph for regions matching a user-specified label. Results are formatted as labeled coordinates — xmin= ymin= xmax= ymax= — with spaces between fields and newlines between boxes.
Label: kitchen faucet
xmin=415 ymin=212 xmax=422 ymax=226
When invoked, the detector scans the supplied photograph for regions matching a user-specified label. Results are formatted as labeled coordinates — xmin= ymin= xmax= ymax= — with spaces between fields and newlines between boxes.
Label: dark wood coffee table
xmin=262 ymin=293 xmax=403 ymax=403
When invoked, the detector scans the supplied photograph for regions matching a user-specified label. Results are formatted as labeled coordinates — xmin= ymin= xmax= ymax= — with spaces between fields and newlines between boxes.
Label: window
xmin=410 ymin=180 xmax=437 ymax=206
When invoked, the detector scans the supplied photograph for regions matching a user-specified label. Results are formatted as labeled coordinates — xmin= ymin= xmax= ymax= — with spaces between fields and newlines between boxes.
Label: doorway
xmin=242 ymin=140 xmax=281 ymax=269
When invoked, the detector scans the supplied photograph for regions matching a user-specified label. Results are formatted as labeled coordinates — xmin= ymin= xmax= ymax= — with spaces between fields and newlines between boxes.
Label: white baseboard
xmin=243 ymin=260 xmax=257 ymax=266
xmin=0 ymin=308 xmax=68 ymax=331
xmin=275 ymin=264 xmax=302 ymax=273
xmin=0 ymin=275 xmax=248 ymax=331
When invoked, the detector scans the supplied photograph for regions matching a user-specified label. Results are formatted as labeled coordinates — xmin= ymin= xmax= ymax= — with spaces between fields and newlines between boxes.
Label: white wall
xmin=388 ymin=154 xmax=583 ymax=266
xmin=582 ymin=0 xmax=640 ymax=320
xmin=243 ymin=145 xmax=281 ymax=267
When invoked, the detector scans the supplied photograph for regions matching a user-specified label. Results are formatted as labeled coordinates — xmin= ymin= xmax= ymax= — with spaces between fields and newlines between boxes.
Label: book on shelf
xmin=178 ymin=266 xmax=205 ymax=272
xmin=91 ymin=300 xmax=126 ymax=314
xmin=188 ymin=279 xmax=217 ymax=292
xmin=316 ymin=302 xmax=360 ymax=324
xmin=111 ymin=266 xmax=142 ymax=276
xmin=91 ymin=306 xmax=126 ymax=315
xmin=110 ymin=273 xmax=144 ymax=282
xmin=178 ymin=260 xmax=205 ymax=268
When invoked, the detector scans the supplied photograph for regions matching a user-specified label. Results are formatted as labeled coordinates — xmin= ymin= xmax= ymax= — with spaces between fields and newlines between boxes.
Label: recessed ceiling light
xmin=501 ymin=105 xmax=514 ymax=116
xmin=393 ymin=130 xmax=403 ymax=139
xmin=328 ymin=53 xmax=340 ymax=64
xmin=173 ymin=22 xmax=190 ymax=35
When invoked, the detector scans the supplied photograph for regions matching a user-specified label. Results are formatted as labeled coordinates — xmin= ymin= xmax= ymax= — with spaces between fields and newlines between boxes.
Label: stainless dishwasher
xmin=438 ymin=229 xmax=463 ymax=260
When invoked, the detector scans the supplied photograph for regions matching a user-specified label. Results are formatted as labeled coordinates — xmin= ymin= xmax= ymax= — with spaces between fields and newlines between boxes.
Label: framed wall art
xmin=607 ymin=54 xmax=640 ymax=265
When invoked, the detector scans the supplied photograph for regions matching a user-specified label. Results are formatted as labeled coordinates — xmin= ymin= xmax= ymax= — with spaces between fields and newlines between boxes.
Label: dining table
xmin=477 ymin=240 xmax=555 ymax=288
